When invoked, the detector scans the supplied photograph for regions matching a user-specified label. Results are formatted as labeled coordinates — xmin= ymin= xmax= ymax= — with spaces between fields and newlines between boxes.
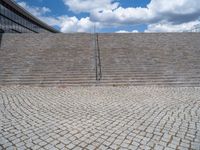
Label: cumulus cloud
xmin=18 ymin=1 xmax=51 ymax=16
xmin=91 ymin=7 xmax=153 ymax=24
xmin=62 ymin=0 xmax=200 ymax=32
xmin=145 ymin=20 xmax=200 ymax=32
xmin=17 ymin=1 xmax=99 ymax=33
xmin=17 ymin=1 xmax=60 ymax=26
xmin=63 ymin=0 xmax=119 ymax=13
xmin=58 ymin=16 xmax=100 ymax=33
xmin=17 ymin=0 xmax=200 ymax=32
xmin=91 ymin=0 xmax=200 ymax=25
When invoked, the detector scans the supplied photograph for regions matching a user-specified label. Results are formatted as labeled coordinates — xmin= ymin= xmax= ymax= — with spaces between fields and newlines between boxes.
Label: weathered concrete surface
xmin=0 ymin=86 xmax=200 ymax=149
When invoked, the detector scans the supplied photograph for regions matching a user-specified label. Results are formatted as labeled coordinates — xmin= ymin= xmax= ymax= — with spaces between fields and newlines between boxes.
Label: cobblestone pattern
xmin=0 ymin=86 xmax=200 ymax=150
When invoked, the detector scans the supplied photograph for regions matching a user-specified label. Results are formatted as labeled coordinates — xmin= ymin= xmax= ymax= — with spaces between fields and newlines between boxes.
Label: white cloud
xmin=145 ymin=20 xmax=200 ymax=32
xmin=91 ymin=0 xmax=200 ymax=25
xmin=18 ymin=1 xmax=51 ymax=16
xmin=58 ymin=16 xmax=99 ymax=33
xmin=91 ymin=7 xmax=153 ymax=24
xmin=17 ymin=0 xmax=200 ymax=32
xmin=63 ymin=0 xmax=119 ymax=13
xmin=17 ymin=1 xmax=100 ymax=33
xmin=62 ymin=0 xmax=200 ymax=32
xmin=116 ymin=30 xmax=139 ymax=33
xmin=132 ymin=30 xmax=139 ymax=33
xmin=17 ymin=1 xmax=60 ymax=26
xmin=116 ymin=30 xmax=129 ymax=33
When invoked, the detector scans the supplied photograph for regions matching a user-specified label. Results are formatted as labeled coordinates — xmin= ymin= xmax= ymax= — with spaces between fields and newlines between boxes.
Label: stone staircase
xmin=98 ymin=33 xmax=200 ymax=86
xmin=0 ymin=33 xmax=96 ymax=86
xmin=0 ymin=33 xmax=200 ymax=86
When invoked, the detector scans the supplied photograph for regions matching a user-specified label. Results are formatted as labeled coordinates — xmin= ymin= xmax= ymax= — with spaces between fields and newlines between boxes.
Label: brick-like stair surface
xmin=98 ymin=33 xmax=200 ymax=86
xmin=0 ymin=33 xmax=200 ymax=86
xmin=0 ymin=33 xmax=96 ymax=86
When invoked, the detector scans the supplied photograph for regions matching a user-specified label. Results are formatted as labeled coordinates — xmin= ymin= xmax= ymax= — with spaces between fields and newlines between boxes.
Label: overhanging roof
xmin=2 ymin=0 xmax=59 ymax=33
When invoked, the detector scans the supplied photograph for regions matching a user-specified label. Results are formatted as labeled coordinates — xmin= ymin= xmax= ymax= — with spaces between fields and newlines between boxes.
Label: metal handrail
xmin=94 ymin=33 xmax=102 ymax=81
xmin=96 ymin=33 xmax=102 ymax=80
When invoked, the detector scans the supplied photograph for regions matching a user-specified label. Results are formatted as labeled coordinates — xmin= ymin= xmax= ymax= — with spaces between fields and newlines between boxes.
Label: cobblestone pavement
xmin=0 ymin=86 xmax=200 ymax=150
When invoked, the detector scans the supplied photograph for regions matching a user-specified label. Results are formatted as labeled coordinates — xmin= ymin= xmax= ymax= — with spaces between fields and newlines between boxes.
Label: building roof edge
xmin=2 ymin=0 xmax=60 ymax=33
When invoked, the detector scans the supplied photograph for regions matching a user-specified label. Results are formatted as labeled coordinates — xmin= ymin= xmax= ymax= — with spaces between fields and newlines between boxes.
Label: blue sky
xmin=16 ymin=0 xmax=200 ymax=33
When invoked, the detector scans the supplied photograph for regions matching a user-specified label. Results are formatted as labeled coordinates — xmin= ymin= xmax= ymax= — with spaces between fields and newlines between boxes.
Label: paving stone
xmin=180 ymin=141 xmax=190 ymax=148
xmin=0 ymin=86 xmax=200 ymax=149
xmin=154 ymin=144 xmax=165 ymax=150
xmin=3 ymin=142 xmax=12 ymax=148
xmin=73 ymin=146 xmax=83 ymax=150
xmin=66 ymin=143 xmax=76 ymax=149
xmin=110 ymin=144 xmax=119 ymax=149
xmin=6 ymin=146 xmax=17 ymax=150
xmin=44 ymin=144 xmax=54 ymax=149
xmin=31 ymin=145 xmax=41 ymax=150
xmin=98 ymin=144 xmax=109 ymax=150
xmin=56 ymin=143 xmax=65 ymax=149
xmin=49 ymin=147 xmax=59 ymax=150
xmin=164 ymin=147 xmax=175 ymax=150
xmin=15 ymin=142 xmax=25 ymax=147
xmin=167 ymin=143 xmax=177 ymax=149
xmin=38 ymin=141 xmax=47 ymax=147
